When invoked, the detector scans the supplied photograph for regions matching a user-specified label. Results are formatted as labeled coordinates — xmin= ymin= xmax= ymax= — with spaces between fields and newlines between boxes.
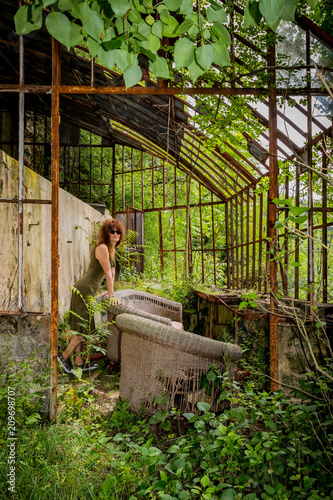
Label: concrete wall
xmin=0 ymin=149 xmax=110 ymax=375
xmin=0 ymin=149 xmax=110 ymax=314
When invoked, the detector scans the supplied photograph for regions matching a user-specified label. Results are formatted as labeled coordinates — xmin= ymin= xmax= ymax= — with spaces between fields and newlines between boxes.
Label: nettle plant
xmin=15 ymin=0 xmax=318 ymax=88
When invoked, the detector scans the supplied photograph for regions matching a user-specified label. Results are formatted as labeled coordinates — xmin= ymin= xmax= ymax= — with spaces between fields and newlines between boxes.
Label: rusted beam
xmin=268 ymin=37 xmax=279 ymax=392
xmin=50 ymin=38 xmax=61 ymax=421
xmin=18 ymin=33 xmax=24 ymax=312
xmin=158 ymin=210 xmax=164 ymax=270
xmin=306 ymin=29 xmax=314 ymax=319
xmin=0 ymin=83 xmax=326 ymax=96
xmin=226 ymin=202 xmax=231 ymax=289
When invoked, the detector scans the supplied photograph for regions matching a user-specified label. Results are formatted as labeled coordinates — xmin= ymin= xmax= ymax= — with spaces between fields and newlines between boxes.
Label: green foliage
xmin=0 ymin=356 xmax=50 ymax=431
xmin=13 ymin=1 xmax=317 ymax=87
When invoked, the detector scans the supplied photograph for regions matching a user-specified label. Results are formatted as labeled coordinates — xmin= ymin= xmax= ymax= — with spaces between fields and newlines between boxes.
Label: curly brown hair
xmin=95 ymin=218 xmax=125 ymax=253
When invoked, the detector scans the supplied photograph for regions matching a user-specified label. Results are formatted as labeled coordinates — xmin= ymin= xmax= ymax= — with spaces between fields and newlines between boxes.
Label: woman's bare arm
xmin=95 ymin=244 xmax=120 ymax=305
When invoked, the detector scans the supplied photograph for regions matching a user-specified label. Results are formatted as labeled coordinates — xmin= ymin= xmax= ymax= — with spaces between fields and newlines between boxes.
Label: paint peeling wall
xmin=0 ymin=149 xmax=110 ymax=314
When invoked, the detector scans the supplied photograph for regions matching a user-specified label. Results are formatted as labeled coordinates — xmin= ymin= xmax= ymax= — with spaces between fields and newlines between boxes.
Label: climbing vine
xmin=14 ymin=0 xmax=319 ymax=87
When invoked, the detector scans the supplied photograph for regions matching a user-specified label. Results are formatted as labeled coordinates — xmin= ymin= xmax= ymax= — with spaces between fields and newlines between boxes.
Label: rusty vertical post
xmin=50 ymin=38 xmax=60 ymax=421
xmin=131 ymin=148 xmax=134 ymax=207
xmin=90 ymin=57 xmax=95 ymax=86
xmin=211 ymin=194 xmax=216 ymax=286
xmin=100 ymin=143 xmax=103 ymax=204
xmin=152 ymin=156 xmax=154 ymax=209
xmin=258 ymin=193 xmax=263 ymax=292
xmin=199 ymin=184 xmax=204 ymax=283
xmin=252 ymin=189 xmax=256 ymax=287
xmin=122 ymin=146 xmax=125 ymax=211
xmin=322 ymin=138 xmax=327 ymax=302
xmin=306 ymin=28 xmax=314 ymax=318
xmin=158 ymin=210 xmax=164 ymax=271
xmin=268 ymin=33 xmax=279 ymax=391
xmin=230 ymin=200 xmax=234 ymax=288
xmin=241 ymin=195 xmax=244 ymax=287
xmin=225 ymin=202 xmax=230 ymax=288
xmin=111 ymin=144 xmax=116 ymax=217
xmin=162 ymin=160 xmax=166 ymax=207
xmin=173 ymin=209 xmax=177 ymax=280
xmin=246 ymin=189 xmax=250 ymax=289
xmin=127 ymin=205 xmax=130 ymax=270
xmin=295 ymin=163 xmax=300 ymax=299
xmin=18 ymin=33 xmax=24 ymax=311
xmin=235 ymin=197 xmax=239 ymax=289
xmin=89 ymin=132 xmax=92 ymax=203
xmin=141 ymin=151 xmax=144 ymax=210
xmin=78 ymin=145 xmax=81 ymax=199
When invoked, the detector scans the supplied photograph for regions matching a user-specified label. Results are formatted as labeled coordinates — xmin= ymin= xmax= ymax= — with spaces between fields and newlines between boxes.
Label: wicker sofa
xmin=106 ymin=289 xmax=183 ymax=363
xmin=115 ymin=312 xmax=243 ymax=413
xmin=105 ymin=290 xmax=242 ymax=413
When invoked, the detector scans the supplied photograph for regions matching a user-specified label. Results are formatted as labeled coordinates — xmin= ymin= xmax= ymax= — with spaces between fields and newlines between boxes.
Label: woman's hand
xmin=109 ymin=295 xmax=121 ymax=306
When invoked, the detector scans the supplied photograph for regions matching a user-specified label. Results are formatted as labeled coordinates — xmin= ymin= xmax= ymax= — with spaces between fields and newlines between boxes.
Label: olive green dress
xmin=68 ymin=249 xmax=116 ymax=335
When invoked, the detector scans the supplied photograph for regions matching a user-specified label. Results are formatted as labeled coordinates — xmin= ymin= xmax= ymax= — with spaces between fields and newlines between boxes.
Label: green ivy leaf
xmin=220 ymin=489 xmax=236 ymax=500
xmin=123 ymin=62 xmax=142 ymax=88
xmin=183 ymin=412 xmax=196 ymax=420
xmin=14 ymin=5 xmax=42 ymax=35
xmin=294 ymin=215 xmax=308 ymax=224
xmin=42 ymin=0 xmax=57 ymax=5
xmin=146 ymin=14 xmax=155 ymax=26
xmin=132 ymin=0 xmax=148 ymax=14
xmin=45 ymin=12 xmax=83 ymax=51
xmin=128 ymin=8 xmax=142 ymax=24
xmin=197 ymin=401 xmax=210 ymax=412
xmin=83 ymin=10 xmax=104 ymax=41
xmin=142 ymin=33 xmax=161 ymax=53
xmin=149 ymin=56 xmax=170 ymax=79
xmin=179 ymin=0 xmax=193 ymax=15
xmin=174 ymin=37 xmax=195 ymax=69
xmin=163 ymin=16 xmax=179 ymax=37
xmin=161 ymin=420 xmax=171 ymax=430
xmin=103 ymin=39 xmax=122 ymax=51
xmin=196 ymin=44 xmax=214 ymax=71
xmin=164 ymin=0 xmax=182 ymax=10
xmin=58 ymin=0 xmax=75 ymax=10
xmin=87 ymin=37 xmax=99 ymax=58
xmin=259 ymin=0 xmax=285 ymax=28
xmin=316 ymin=321 xmax=326 ymax=328
xmin=115 ymin=17 xmax=124 ymax=34
xmin=272 ymin=197 xmax=292 ymax=206
xmin=188 ymin=24 xmax=199 ymax=36
xmin=188 ymin=59 xmax=205 ymax=83
xmin=177 ymin=19 xmax=193 ymax=34
xmin=110 ymin=0 xmax=130 ymax=17
xmin=244 ymin=1 xmax=262 ymax=28
xmin=137 ymin=19 xmax=150 ymax=37
xmin=157 ymin=5 xmax=170 ymax=24
xmin=239 ymin=301 xmax=248 ymax=310
xmin=78 ymin=3 xmax=92 ymax=25
xmin=151 ymin=20 xmax=163 ymax=38
xmin=213 ymin=41 xmax=230 ymax=65
xmin=206 ymin=5 xmax=227 ymax=24
xmin=290 ymin=261 xmax=300 ymax=267
xmin=280 ymin=0 xmax=297 ymax=21
xmin=115 ymin=48 xmax=136 ymax=71
xmin=289 ymin=206 xmax=308 ymax=216
xmin=201 ymin=475 xmax=210 ymax=488
xmin=97 ymin=47 xmax=116 ymax=69
xmin=211 ymin=22 xmax=231 ymax=45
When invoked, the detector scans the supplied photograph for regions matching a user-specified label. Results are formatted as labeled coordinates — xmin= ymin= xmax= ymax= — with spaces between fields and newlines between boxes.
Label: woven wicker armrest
xmin=111 ymin=289 xmax=182 ymax=322
xmin=115 ymin=313 xmax=243 ymax=362
xmin=108 ymin=304 xmax=172 ymax=325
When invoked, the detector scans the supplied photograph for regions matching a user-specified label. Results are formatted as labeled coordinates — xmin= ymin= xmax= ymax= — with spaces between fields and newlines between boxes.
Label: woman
xmin=58 ymin=218 xmax=125 ymax=374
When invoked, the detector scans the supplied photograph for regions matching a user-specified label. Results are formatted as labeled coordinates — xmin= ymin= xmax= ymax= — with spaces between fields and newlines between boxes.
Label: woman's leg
xmin=62 ymin=333 xmax=83 ymax=364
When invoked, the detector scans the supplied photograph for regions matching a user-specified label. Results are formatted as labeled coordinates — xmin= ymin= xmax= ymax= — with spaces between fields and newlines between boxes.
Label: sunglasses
xmin=110 ymin=230 xmax=121 ymax=235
